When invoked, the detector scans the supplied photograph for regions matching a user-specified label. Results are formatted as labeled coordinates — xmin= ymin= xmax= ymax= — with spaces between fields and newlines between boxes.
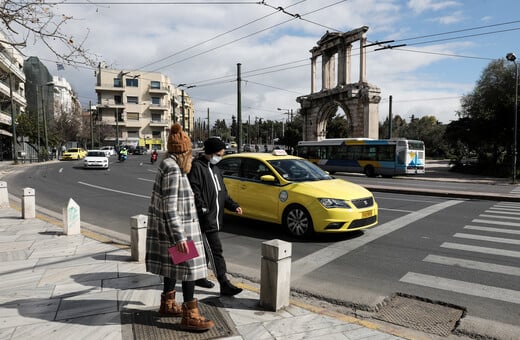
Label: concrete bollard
xmin=130 ymin=214 xmax=147 ymax=262
xmin=22 ymin=187 xmax=36 ymax=219
xmin=259 ymin=239 xmax=292 ymax=311
xmin=0 ymin=181 xmax=9 ymax=208
xmin=63 ymin=198 xmax=81 ymax=235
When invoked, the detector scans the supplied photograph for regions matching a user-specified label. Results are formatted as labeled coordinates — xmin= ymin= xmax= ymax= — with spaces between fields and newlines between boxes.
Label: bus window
xmin=377 ymin=145 xmax=395 ymax=161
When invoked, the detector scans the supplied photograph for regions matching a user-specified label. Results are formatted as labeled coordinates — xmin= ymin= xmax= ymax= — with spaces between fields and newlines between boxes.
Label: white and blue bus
xmin=296 ymin=138 xmax=425 ymax=177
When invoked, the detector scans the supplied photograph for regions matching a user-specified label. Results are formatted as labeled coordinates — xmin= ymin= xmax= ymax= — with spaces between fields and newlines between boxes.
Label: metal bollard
xmin=130 ymin=214 xmax=147 ymax=262
xmin=63 ymin=198 xmax=81 ymax=235
xmin=0 ymin=181 xmax=9 ymax=208
xmin=259 ymin=239 xmax=292 ymax=311
xmin=22 ymin=187 xmax=36 ymax=219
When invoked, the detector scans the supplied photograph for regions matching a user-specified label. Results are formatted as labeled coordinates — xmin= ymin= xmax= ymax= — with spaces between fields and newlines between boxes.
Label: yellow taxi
xmin=61 ymin=147 xmax=87 ymax=160
xmin=218 ymin=150 xmax=378 ymax=237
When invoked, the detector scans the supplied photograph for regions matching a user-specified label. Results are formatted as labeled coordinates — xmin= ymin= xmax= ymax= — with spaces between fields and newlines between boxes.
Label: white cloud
xmin=407 ymin=0 xmax=461 ymax=13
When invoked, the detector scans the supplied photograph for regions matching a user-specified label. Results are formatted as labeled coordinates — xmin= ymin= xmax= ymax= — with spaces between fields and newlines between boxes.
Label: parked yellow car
xmin=61 ymin=147 xmax=87 ymax=160
xmin=218 ymin=150 xmax=378 ymax=238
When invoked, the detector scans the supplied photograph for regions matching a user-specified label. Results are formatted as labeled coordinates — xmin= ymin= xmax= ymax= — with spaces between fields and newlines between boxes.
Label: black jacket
xmin=188 ymin=155 xmax=240 ymax=233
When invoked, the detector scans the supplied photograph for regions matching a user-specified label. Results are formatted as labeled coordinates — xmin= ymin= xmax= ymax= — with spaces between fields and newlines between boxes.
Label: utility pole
xmin=207 ymin=108 xmax=210 ymax=139
xmin=237 ymin=63 xmax=242 ymax=153
xmin=181 ymin=89 xmax=185 ymax=131
xmin=388 ymin=95 xmax=393 ymax=139
xmin=8 ymin=73 xmax=17 ymax=164
xmin=89 ymin=101 xmax=94 ymax=149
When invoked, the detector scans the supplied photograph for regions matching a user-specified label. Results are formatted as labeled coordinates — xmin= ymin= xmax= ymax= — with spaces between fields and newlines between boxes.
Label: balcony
xmin=0 ymin=111 xmax=12 ymax=125
xmin=0 ymin=81 xmax=27 ymax=106
xmin=125 ymin=120 xmax=142 ymax=127
xmin=148 ymin=103 xmax=169 ymax=111
xmin=149 ymin=120 xmax=169 ymax=127
xmin=0 ymin=53 xmax=25 ymax=80
xmin=95 ymin=83 xmax=125 ymax=92
xmin=148 ymin=84 xmax=169 ymax=94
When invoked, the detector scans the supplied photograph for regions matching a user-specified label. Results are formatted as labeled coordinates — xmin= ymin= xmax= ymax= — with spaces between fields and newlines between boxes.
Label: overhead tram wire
xmin=55 ymin=1 xmax=261 ymax=5
xmin=149 ymin=1 xmax=348 ymax=72
xmin=139 ymin=0 xmax=307 ymax=71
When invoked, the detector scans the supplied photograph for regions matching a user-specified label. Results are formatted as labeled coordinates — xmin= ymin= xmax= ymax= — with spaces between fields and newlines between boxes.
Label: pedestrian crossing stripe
xmin=453 ymin=232 xmax=520 ymax=245
xmin=423 ymin=254 xmax=520 ymax=276
xmin=464 ymin=225 xmax=520 ymax=235
xmin=400 ymin=272 xmax=520 ymax=304
xmin=441 ymin=242 xmax=520 ymax=258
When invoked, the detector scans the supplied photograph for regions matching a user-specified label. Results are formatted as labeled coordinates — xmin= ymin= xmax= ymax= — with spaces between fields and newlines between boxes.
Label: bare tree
xmin=0 ymin=0 xmax=96 ymax=66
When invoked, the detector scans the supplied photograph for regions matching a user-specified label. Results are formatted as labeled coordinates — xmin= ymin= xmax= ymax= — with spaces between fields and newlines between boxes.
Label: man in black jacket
xmin=188 ymin=137 xmax=243 ymax=296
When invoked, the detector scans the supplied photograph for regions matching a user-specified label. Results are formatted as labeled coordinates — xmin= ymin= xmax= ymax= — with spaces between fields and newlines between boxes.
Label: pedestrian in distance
xmin=188 ymin=137 xmax=244 ymax=296
xmin=145 ymin=123 xmax=214 ymax=332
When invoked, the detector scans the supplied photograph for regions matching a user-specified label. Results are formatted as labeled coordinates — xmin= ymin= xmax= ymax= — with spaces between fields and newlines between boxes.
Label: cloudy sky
xmin=18 ymin=0 xmax=520 ymax=126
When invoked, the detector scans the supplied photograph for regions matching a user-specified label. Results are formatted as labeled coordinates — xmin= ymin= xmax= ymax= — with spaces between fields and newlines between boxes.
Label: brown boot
xmin=159 ymin=290 xmax=182 ymax=317
xmin=180 ymin=299 xmax=215 ymax=331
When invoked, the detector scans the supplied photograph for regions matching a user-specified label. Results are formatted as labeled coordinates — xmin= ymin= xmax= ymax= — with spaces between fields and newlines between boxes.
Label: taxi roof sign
xmin=272 ymin=149 xmax=287 ymax=156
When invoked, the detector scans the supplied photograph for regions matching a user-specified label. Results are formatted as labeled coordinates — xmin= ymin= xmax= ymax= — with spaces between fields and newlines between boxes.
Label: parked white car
xmin=84 ymin=150 xmax=109 ymax=169
xmin=100 ymin=146 xmax=116 ymax=157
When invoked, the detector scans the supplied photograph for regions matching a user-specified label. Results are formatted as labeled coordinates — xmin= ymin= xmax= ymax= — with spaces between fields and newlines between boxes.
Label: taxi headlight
xmin=318 ymin=198 xmax=350 ymax=209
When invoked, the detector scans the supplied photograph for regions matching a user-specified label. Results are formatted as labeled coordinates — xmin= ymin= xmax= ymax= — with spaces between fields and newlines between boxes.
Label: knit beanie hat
xmin=204 ymin=137 xmax=226 ymax=154
xmin=167 ymin=123 xmax=191 ymax=154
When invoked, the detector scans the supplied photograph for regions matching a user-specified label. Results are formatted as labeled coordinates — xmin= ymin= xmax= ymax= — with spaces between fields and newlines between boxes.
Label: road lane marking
xmin=480 ymin=214 xmax=520 ymax=221
xmin=441 ymin=242 xmax=520 ymax=258
xmin=378 ymin=208 xmax=414 ymax=213
xmin=487 ymin=208 xmax=520 ymax=215
xmin=423 ymin=254 xmax=520 ymax=276
xmin=400 ymin=272 xmax=520 ymax=304
xmin=472 ymin=219 xmax=520 ymax=228
xmin=78 ymin=181 xmax=150 ymax=199
xmin=484 ymin=208 xmax=520 ymax=215
xmin=291 ymin=200 xmax=463 ymax=280
xmin=138 ymin=178 xmax=154 ymax=182
xmin=453 ymin=233 xmax=520 ymax=245
xmin=465 ymin=225 xmax=520 ymax=235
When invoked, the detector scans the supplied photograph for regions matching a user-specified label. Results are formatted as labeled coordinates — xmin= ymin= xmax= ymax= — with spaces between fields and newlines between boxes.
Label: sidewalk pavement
xmin=0 ymin=204 xmax=412 ymax=340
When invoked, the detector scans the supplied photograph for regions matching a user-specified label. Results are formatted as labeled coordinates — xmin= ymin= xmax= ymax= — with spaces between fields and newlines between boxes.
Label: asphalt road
xmin=2 ymin=156 xmax=519 ymax=339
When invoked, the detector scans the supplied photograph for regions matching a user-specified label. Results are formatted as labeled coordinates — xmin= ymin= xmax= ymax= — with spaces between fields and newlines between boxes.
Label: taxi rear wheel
xmin=283 ymin=205 xmax=314 ymax=238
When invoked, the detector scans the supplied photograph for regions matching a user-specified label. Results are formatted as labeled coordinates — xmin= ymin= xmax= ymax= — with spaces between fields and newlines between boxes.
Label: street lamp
xmin=277 ymin=107 xmax=293 ymax=123
xmin=507 ymin=52 xmax=518 ymax=184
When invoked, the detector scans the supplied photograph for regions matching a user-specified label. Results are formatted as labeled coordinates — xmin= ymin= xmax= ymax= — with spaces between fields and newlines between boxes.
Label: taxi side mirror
xmin=260 ymin=174 xmax=276 ymax=182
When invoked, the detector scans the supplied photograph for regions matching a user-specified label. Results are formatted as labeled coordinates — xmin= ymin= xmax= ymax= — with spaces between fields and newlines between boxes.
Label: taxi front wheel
xmin=284 ymin=205 xmax=314 ymax=238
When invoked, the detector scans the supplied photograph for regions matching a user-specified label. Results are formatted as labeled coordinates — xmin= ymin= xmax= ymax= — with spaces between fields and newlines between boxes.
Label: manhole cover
xmin=374 ymin=294 xmax=464 ymax=336
xmin=122 ymin=297 xmax=238 ymax=340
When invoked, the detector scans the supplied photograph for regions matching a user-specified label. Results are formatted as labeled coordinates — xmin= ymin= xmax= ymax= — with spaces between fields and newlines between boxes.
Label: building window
xmin=152 ymin=131 xmax=161 ymax=138
xmin=127 ymin=112 xmax=139 ymax=120
xmin=127 ymin=96 xmax=138 ymax=104
xmin=127 ymin=130 xmax=139 ymax=138
xmin=151 ymin=97 xmax=161 ymax=105
xmin=151 ymin=81 xmax=160 ymax=89
xmin=113 ymin=78 xmax=122 ymax=87
xmin=151 ymin=113 xmax=162 ymax=122
xmin=126 ymin=78 xmax=139 ymax=87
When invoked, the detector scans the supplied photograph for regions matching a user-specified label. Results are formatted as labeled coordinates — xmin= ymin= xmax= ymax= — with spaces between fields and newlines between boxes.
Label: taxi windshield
xmin=267 ymin=159 xmax=332 ymax=182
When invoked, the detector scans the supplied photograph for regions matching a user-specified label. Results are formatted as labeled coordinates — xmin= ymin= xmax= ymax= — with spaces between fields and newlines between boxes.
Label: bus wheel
xmin=283 ymin=205 xmax=314 ymax=238
xmin=364 ymin=165 xmax=376 ymax=177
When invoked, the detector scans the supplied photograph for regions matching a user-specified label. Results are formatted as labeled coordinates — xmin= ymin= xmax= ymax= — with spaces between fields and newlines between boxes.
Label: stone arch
xmin=314 ymin=100 xmax=354 ymax=138
xmin=297 ymin=27 xmax=381 ymax=141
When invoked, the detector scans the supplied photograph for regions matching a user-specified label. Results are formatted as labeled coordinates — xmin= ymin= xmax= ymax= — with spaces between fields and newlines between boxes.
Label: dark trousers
xmin=204 ymin=230 xmax=227 ymax=281
xmin=163 ymin=277 xmax=195 ymax=302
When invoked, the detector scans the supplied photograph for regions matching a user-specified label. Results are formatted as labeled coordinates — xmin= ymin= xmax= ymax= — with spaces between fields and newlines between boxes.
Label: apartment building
xmin=0 ymin=31 xmax=27 ymax=161
xmin=95 ymin=63 xmax=193 ymax=151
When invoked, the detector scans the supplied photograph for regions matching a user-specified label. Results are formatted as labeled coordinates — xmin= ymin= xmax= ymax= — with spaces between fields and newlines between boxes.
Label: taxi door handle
xmin=240 ymin=184 xmax=247 ymax=190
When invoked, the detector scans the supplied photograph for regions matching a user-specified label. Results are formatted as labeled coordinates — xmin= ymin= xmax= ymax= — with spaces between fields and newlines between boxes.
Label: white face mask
xmin=209 ymin=155 xmax=222 ymax=165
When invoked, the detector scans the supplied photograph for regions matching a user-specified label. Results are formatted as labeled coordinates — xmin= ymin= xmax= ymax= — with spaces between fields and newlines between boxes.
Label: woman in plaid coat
xmin=146 ymin=123 xmax=214 ymax=332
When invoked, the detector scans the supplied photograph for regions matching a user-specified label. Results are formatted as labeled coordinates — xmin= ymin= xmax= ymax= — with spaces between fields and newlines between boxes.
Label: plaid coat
xmin=145 ymin=155 xmax=207 ymax=281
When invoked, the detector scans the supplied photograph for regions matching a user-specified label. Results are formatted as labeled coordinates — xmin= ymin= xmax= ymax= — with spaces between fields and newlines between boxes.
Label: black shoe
xmin=220 ymin=280 xmax=243 ymax=296
xmin=195 ymin=278 xmax=215 ymax=289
